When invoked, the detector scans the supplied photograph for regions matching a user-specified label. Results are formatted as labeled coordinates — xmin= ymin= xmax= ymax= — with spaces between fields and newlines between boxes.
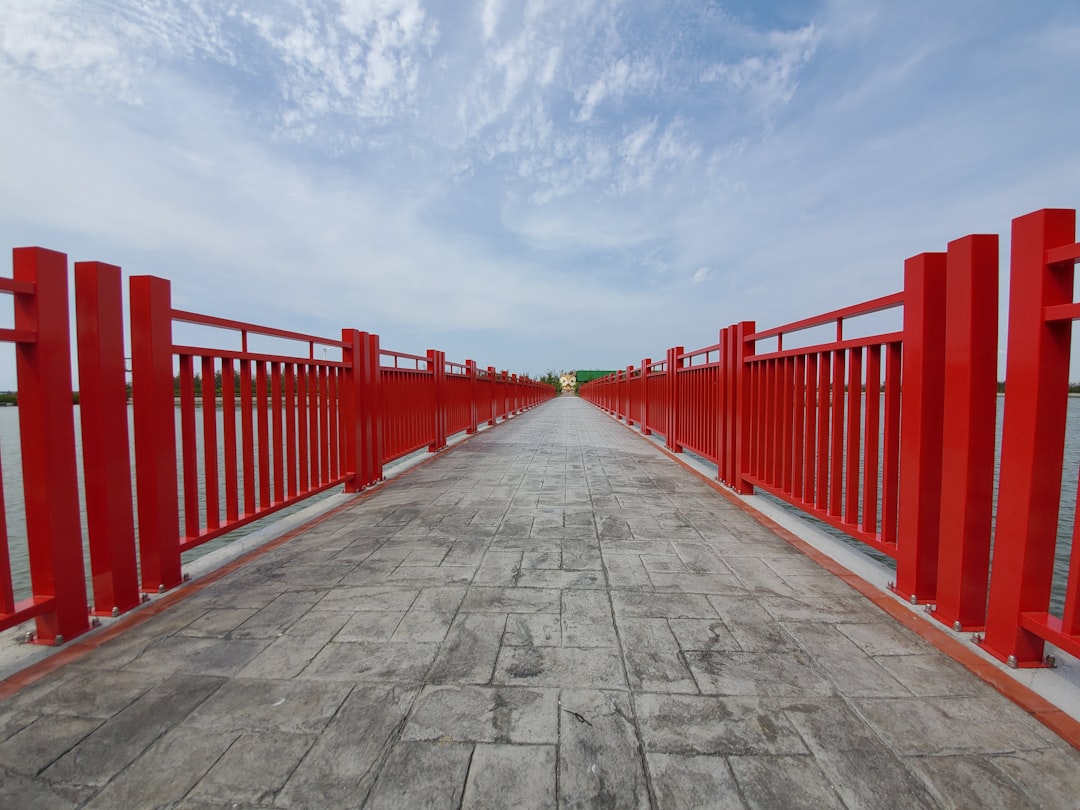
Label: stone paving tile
xmin=618 ymin=617 xmax=698 ymax=693
xmin=364 ymin=740 xmax=473 ymax=810
xmin=494 ymin=646 xmax=627 ymax=689
xmin=504 ymin=613 xmax=561 ymax=647
xmin=81 ymin=725 xmax=238 ymax=810
xmin=462 ymin=744 xmax=557 ymax=810
xmin=181 ymin=677 xmax=350 ymax=734
xmin=1 ymin=398 xmax=1078 ymax=807
xmin=558 ymin=689 xmax=649 ymax=809
xmin=274 ymin=684 xmax=419 ymax=807
xmin=727 ymin=755 xmax=845 ymax=808
xmin=635 ymin=694 xmax=809 ymax=756
xmin=646 ymin=753 xmax=744 ymax=809
xmin=403 ymin=684 xmax=558 ymax=743
xmin=302 ymin=640 xmax=439 ymax=682
xmin=428 ymin=613 xmax=507 ymax=684
xmin=42 ymin=674 xmax=225 ymax=788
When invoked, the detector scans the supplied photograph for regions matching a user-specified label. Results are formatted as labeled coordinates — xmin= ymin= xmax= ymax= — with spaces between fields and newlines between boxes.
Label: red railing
xmin=0 ymin=253 xmax=555 ymax=645
xmin=583 ymin=208 xmax=1080 ymax=669
xmin=0 ymin=249 xmax=87 ymax=643
xmin=984 ymin=209 xmax=1080 ymax=666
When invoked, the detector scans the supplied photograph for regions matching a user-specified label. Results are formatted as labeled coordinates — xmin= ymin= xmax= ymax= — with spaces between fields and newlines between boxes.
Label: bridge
xmin=0 ymin=208 xmax=1078 ymax=806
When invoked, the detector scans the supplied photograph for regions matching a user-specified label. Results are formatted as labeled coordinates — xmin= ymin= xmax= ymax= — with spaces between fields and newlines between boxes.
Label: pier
xmin=1 ymin=397 xmax=1077 ymax=807
xmin=2 ymin=206 xmax=1080 ymax=807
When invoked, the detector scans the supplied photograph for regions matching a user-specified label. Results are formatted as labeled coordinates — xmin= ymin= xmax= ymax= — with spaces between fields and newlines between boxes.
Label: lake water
xmin=0 ymin=398 xmax=1075 ymax=614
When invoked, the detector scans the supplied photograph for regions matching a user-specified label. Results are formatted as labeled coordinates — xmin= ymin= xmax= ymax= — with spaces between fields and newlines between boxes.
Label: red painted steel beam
xmin=14 ymin=248 xmax=90 ymax=643
xmin=894 ymin=252 xmax=947 ymax=604
xmin=130 ymin=275 xmax=182 ymax=593
xmin=984 ymin=209 xmax=1077 ymax=666
xmin=75 ymin=261 xmax=139 ymax=617
xmin=747 ymin=292 xmax=904 ymax=343
xmin=932 ymin=234 xmax=998 ymax=632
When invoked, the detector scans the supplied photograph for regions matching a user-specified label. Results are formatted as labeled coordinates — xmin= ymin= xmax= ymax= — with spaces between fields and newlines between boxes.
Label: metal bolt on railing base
xmin=53 ymin=634 xmax=65 ymax=646
xmin=19 ymin=631 xmax=35 ymax=644
xmin=952 ymin=621 xmax=962 ymax=632
xmin=971 ymin=633 xmax=983 ymax=644
xmin=158 ymin=584 xmax=166 ymax=594
xmin=111 ymin=607 xmax=120 ymax=618
xmin=90 ymin=618 xmax=101 ymax=629
xmin=141 ymin=593 xmax=151 ymax=603
xmin=183 ymin=573 xmax=192 ymax=582
xmin=909 ymin=594 xmax=918 ymax=605
xmin=1045 ymin=655 xmax=1057 ymax=668
xmin=1007 ymin=655 xmax=1018 ymax=668
xmin=923 ymin=605 xmax=934 ymax=615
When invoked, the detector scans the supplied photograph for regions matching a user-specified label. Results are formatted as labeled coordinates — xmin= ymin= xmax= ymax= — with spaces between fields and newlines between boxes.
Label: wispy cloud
xmin=0 ymin=0 xmax=1078 ymax=383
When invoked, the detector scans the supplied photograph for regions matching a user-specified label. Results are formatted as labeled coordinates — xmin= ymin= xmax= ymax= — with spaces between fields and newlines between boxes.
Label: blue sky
xmin=1 ymin=0 xmax=1078 ymax=385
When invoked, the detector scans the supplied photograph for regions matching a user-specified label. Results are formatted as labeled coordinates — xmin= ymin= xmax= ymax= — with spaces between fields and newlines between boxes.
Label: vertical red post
xmin=932 ymin=234 xmax=998 ymax=631
xmin=894 ymin=252 xmax=947 ymax=604
xmin=467 ymin=360 xmax=479 ymax=434
xmin=427 ymin=349 xmax=447 ymax=451
xmin=130 ymin=275 xmax=182 ymax=592
xmin=75 ymin=261 xmax=139 ymax=617
xmin=641 ymin=358 xmax=652 ymax=436
xmin=359 ymin=332 xmax=384 ymax=485
xmin=487 ymin=366 xmax=497 ymax=425
xmin=984 ymin=209 xmax=1076 ymax=665
xmin=667 ymin=347 xmax=683 ymax=453
xmin=625 ymin=366 xmax=634 ymax=424
xmin=733 ymin=322 xmax=755 ymax=494
xmin=341 ymin=329 xmax=364 ymax=492
xmin=13 ymin=248 xmax=89 ymax=642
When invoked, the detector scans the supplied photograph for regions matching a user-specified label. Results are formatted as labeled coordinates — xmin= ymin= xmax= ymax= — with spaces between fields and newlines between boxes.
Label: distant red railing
xmin=0 ymin=255 xmax=555 ymax=645
xmin=583 ymin=207 xmax=1080 ymax=669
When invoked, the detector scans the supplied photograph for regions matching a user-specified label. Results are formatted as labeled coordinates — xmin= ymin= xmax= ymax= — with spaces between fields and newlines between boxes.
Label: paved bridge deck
xmin=1 ymin=397 xmax=1078 ymax=808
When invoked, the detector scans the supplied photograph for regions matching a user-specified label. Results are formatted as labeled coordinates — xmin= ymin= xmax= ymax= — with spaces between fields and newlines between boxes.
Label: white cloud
xmin=2 ymin=0 xmax=1079 ymax=382
xmin=480 ymin=0 xmax=502 ymax=41
xmin=701 ymin=23 xmax=820 ymax=116
xmin=575 ymin=57 xmax=659 ymax=122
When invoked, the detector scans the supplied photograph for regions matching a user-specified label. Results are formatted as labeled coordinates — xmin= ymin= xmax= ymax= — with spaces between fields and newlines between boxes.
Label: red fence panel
xmin=0 ymin=248 xmax=90 ymax=644
xmin=984 ymin=209 xmax=1080 ymax=666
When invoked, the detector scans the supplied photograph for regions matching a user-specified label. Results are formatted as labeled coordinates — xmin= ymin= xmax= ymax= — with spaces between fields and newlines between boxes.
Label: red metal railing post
xmin=733 ymin=322 xmax=755 ymax=494
xmin=984 ymin=209 xmax=1077 ymax=665
xmin=932 ymin=234 xmax=998 ymax=631
xmin=641 ymin=358 xmax=651 ymax=435
xmin=341 ymin=328 xmax=364 ymax=492
xmin=13 ymin=247 xmax=90 ymax=643
xmin=894 ymin=252 xmax=948 ymax=604
xmin=487 ymin=366 xmax=497 ymax=425
xmin=428 ymin=349 xmax=447 ymax=451
xmin=130 ymin=275 xmax=182 ymax=593
xmin=467 ymin=360 xmax=479 ymax=434
xmin=667 ymin=347 xmax=683 ymax=453
xmin=625 ymin=365 xmax=635 ymax=425
xmin=75 ymin=261 xmax=139 ymax=616
xmin=358 ymin=332 xmax=383 ymax=484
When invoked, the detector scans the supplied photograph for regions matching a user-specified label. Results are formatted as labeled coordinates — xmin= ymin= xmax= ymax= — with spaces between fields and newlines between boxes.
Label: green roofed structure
xmin=573 ymin=370 xmax=616 ymax=384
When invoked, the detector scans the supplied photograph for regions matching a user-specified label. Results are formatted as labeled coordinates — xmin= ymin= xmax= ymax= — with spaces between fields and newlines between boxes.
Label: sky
xmin=1 ymin=0 xmax=1078 ymax=386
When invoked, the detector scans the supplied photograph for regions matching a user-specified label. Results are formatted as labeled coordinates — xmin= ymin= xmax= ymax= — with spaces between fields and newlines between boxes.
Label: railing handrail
xmin=172 ymin=307 xmax=345 ymax=353
xmin=745 ymin=290 xmax=903 ymax=344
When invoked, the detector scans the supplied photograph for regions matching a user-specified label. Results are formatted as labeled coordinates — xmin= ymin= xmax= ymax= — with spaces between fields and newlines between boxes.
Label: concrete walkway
xmin=1 ymin=397 xmax=1078 ymax=808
